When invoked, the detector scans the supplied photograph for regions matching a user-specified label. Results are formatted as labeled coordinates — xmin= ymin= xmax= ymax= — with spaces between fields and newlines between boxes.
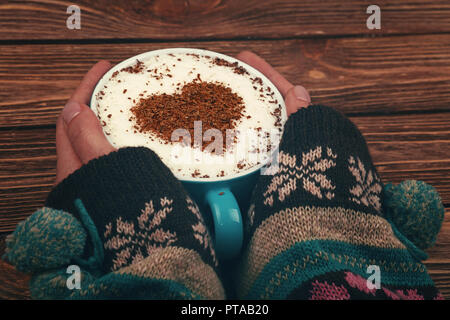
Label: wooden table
xmin=0 ymin=0 xmax=449 ymax=299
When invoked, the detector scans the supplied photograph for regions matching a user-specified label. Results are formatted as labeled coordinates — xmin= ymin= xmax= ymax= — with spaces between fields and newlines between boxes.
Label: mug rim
xmin=90 ymin=47 xmax=287 ymax=183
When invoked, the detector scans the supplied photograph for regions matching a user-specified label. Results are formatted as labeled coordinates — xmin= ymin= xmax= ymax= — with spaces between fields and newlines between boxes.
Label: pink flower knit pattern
xmin=309 ymin=280 xmax=350 ymax=300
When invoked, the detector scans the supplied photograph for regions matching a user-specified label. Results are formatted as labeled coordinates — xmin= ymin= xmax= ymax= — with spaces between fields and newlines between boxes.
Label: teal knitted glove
xmin=4 ymin=147 xmax=225 ymax=300
xmin=236 ymin=105 xmax=443 ymax=300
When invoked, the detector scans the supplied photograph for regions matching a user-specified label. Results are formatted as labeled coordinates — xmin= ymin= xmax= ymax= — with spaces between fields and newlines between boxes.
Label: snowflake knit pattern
xmin=4 ymin=147 xmax=224 ymax=299
xmin=237 ymin=105 xmax=443 ymax=300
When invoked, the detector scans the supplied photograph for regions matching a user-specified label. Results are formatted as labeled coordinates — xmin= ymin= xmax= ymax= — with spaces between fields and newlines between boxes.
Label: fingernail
xmin=62 ymin=101 xmax=81 ymax=124
xmin=293 ymin=85 xmax=311 ymax=103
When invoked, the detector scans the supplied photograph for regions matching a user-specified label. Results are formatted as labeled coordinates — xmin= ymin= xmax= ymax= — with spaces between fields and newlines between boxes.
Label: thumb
xmin=62 ymin=100 xmax=116 ymax=163
xmin=284 ymin=85 xmax=311 ymax=116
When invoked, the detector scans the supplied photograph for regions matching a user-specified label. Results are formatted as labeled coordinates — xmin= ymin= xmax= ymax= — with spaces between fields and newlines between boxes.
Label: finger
xmin=236 ymin=51 xmax=311 ymax=116
xmin=55 ymin=115 xmax=83 ymax=185
xmin=62 ymin=101 xmax=116 ymax=164
xmin=71 ymin=60 xmax=112 ymax=105
xmin=236 ymin=51 xmax=293 ymax=97
xmin=284 ymin=85 xmax=311 ymax=116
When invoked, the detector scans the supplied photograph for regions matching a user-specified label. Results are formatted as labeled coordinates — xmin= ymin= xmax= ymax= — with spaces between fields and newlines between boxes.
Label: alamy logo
xmin=66 ymin=5 xmax=81 ymax=30
xmin=66 ymin=265 xmax=81 ymax=290
xmin=366 ymin=265 xmax=381 ymax=290
xmin=366 ymin=5 xmax=381 ymax=30
xmin=170 ymin=121 xmax=281 ymax=175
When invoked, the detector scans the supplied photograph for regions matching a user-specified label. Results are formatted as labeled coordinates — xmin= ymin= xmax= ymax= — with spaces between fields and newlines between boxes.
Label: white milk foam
xmin=94 ymin=52 xmax=285 ymax=179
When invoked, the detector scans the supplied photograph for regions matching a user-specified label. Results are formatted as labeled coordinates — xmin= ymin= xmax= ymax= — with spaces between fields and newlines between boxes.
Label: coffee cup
xmin=90 ymin=48 xmax=287 ymax=260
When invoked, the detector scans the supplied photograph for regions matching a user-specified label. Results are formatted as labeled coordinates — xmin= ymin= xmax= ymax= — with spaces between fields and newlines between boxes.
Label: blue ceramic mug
xmin=90 ymin=48 xmax=287 ymax=260
xmin=181 ymin=164 xmax=262 ymax=260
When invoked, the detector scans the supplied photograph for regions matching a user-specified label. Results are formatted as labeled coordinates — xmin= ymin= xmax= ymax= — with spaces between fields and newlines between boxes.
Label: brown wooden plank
xmin=0 ymin=112 xmax=449 ymax=233
xmin=0 ymin=128 xmax=55 ymax=232
xmin=0 ymin=233 xmax=30 ymax=300
xmin=1 ymin=209 xmax=449 ymax=300
xmin=356 ymin=113 xmax=450 ymax=200
xmin=427 ymin=211 xmax=450 ymax=265
xmin=0 ymin=261 xmax=30 ymax=300
xmin=1 ymin=34 xmax=450 ymax=128
xmin=418 ymin=192 xmax=450 ymax=296
xmin=1 ymin=0 xmax=449 ymax=40
xmin=423 ymin=180 xmax=450 ymax=295
xmin=0 ymin=233 xmax=30 ymax=299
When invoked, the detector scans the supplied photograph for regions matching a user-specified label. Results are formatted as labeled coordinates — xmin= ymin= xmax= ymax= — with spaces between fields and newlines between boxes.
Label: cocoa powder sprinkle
xmin=212 ymin=58 xmax=249 ymax=75
xmin=130 ymin=81 xmax=245 ymax=151
xmin=120 ymin=60 xmax=145 ymax=74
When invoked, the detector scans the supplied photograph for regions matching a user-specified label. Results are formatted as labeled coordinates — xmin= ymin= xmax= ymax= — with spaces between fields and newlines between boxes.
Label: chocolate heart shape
xmin=131 ymin=80 xmax=245 ymax=150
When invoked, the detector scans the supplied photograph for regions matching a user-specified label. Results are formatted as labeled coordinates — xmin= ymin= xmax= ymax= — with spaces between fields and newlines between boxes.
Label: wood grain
xmin=0 ymin=112 xmax=449 ymax=233
xmin=1 ymin=209 xmax=449 ymax=300
xmin=1 ymin=34 xmax=450 ymax=128
xmin=0 ymin=128 xmax=55 ymax=231
xmin=1 ymin=0 xmax=450 ymax=41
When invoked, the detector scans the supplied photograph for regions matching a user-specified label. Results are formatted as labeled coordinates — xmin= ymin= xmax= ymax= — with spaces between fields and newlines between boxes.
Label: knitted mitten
xmin=384 ymin=180 xmax=444 ymax=251
xmin=3 ymin=147 xmax=224 ymax=299
xmin=237 ymin=105 xmax=444 ymax=300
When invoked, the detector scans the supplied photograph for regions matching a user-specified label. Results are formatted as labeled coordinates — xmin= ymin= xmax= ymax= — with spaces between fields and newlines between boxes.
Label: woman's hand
xmin=55 ymin=60 xmax=116 ymax=185
xmin=236 ymin=51 xmax=311 ymax=116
